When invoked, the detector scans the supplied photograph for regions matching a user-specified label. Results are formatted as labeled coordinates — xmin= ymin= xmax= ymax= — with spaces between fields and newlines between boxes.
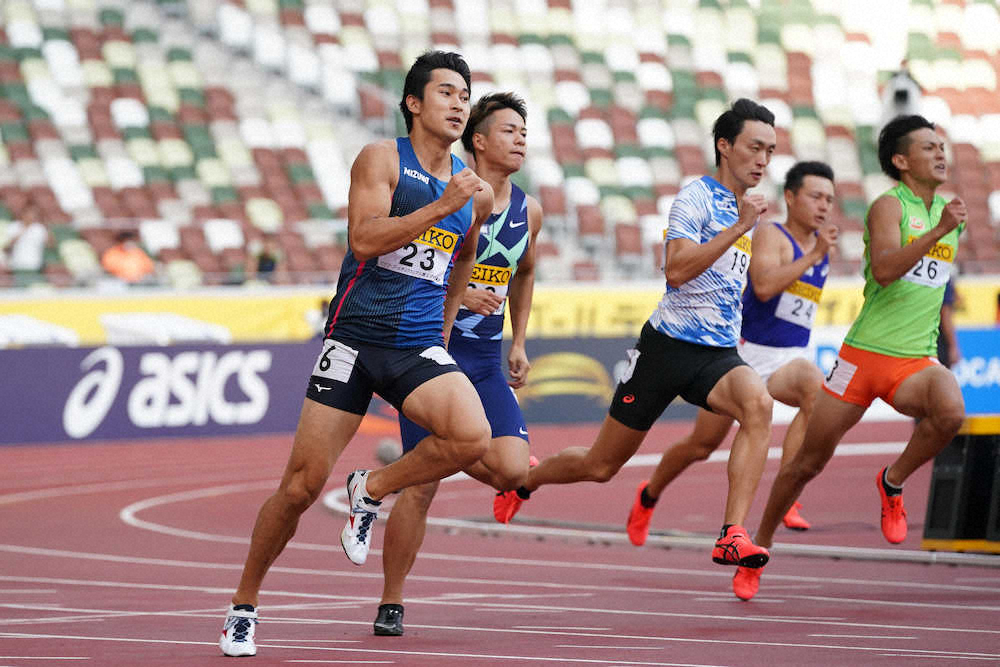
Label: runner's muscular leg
xmin=706 ymin=366 xmax=772 ymax=526
xmin=234 ymin=399 xmax=363 ymax=606
xmin=465 ymin=436 xmax=531 ymax=491
xmin=645 ymin=408 xmax=734 ymax=499
xmin=365 ymin=372 xmax=490 ymax=500
xmin=754 ymin=391 xmax=865 ymax=547
xmin=523 ymin=415 xmax=647 ymax=492
xmin=380 ymin=480 xmax=439 ymax=606
xmin=886 ymin=365 xmax=964 ymax=486
xmin=766 ymin=359 xmax=823 ymax=466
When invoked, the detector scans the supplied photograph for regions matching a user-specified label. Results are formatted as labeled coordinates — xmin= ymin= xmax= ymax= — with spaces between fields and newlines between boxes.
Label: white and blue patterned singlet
xmin=649 ymin=175 xmax=753 ymax=348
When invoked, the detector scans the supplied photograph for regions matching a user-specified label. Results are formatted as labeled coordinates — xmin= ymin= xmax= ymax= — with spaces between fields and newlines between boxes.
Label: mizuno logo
xmin=314 ymin=384 xmax=331 ymax=393
xmin=509 ymin=220 xmax=526 ymax=228
xmin=403 ymin=167 xmax=429 ymax=185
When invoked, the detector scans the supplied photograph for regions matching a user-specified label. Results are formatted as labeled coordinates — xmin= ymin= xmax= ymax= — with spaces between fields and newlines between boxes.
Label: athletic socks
xmin=639 ymin=486 xmax=658 ymax=508
xmin=881 ymin=467 xmax=904 ymax=496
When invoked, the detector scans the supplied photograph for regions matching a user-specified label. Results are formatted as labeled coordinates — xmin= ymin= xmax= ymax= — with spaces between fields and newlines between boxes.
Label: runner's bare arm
xmin=443 ymin=185 xmax=493 ymax=346
xmin=506 ymin=195 xmax=542 ymax=388
xmin=868 ymin=195 xmax=966 ymax=287
xmin=748 ymin=222 xmax=834 ymax=302
xmin=665 ymin=194 xmax=767 ymax=287
xmin=348 ymin=142 xmax=485 ymax=261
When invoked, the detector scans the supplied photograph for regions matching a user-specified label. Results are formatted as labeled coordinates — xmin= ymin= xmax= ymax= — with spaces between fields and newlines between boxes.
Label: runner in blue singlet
xmin=509 ymin=99 xmax=778 ymax=577
xmin=624 ymin=162 xmax=839 ymax=602
xmin=373 ymin=92 xmax=544 ymax=637
xmin=221 ymin=51 xmax=495 ymax=658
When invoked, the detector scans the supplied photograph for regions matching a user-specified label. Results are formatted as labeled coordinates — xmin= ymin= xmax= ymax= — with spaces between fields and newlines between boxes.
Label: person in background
xmin=101 ymin=230 xmax=155 ymax=285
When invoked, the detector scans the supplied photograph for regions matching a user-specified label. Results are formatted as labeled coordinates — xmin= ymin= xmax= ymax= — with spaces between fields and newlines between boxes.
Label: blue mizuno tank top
xmin=452 ymin=184 xmax=530 ymax=342
xmin=740 ymin=223 xmax=829 ymax=348
xmin=325 ymin=137 xmax=475 ymax=348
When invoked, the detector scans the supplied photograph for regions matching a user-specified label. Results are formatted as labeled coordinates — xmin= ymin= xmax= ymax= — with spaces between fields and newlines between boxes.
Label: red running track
xmin=1 ymin=419 xmax=999 ymax=666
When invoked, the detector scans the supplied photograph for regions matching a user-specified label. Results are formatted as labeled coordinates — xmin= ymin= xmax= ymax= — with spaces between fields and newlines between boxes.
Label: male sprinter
xmin=626 ymin=161 xmax=839 ymax=559
xmin=742 ymin=114 xmax=966 ymax=601
xmin=220 ymin=51 xmax=494 ymax=656
xmin=373 ymin=92 xmax=542 ymax=636
xmin=511 ymin=99 xmax=776 ymax=570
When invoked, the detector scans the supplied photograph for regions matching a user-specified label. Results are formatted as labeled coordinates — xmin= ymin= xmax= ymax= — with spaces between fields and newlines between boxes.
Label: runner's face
xmin=898 ymin=128 xmax=948 ymax=186
xmin=787 ymin=175 xmax=834 ymax=231
xmin=721 ymin=120 xmax=776 ymax=189
xmin=411 ymin=68 xmax=471 ymax=141
xmin=475 ymin=108 xmax=526 ymax=173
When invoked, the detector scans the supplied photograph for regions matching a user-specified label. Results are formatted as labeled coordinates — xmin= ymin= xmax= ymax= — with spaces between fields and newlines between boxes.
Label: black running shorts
xmin=609 ymin=322 xmax=747 ymax=431
xmin=305 ymin=337 xmax=462 ymax=415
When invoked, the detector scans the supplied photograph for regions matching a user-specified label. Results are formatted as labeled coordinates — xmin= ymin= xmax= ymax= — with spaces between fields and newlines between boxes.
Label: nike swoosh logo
xmin=509 ymin=221 xmax=526 ymax=228
xmin=519 ymin=427 xmax=528 ymax=435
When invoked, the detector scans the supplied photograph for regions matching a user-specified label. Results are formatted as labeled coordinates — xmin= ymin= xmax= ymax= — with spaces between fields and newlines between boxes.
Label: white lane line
xmin=515 ymin=627 xmax=611 ymax=631
xmin=0 ymin=474 xmax=272 ymax=506
xmin=779 ymin=593 xmax=1000 ymax=613
xmin=0 ymin=579 xmax=994 ymax=641
xmin=115 ymin=479 xmax=1000 ymax=591
xmin=876 ymin=655 xmax=1000 ymax=662
xmin=624 ymin=441 xmax=908 ymax=468
xmin=266 ymin=640 xmax=361 ymax=644
xmin=557 ymin=645 xmax=662 ymax=650
xmin=0 ymin=634 xmax=726 ymax=666
xmin=1 ymin=630 xmax=996 ymax=663
xmin=4 ymin=543 xmax=999 ymax=618
xmin=118 ymin=481 xmax=278 ymax=545
xmin=810 ymin=634 xmax=916 ymax=640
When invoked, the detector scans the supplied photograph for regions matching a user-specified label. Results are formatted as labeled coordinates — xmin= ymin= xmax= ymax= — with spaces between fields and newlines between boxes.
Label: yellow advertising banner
xmin=0 ymin=279 xmax=995 ymax=345
xmin=517 ymin=280 xmax=998 ymax=338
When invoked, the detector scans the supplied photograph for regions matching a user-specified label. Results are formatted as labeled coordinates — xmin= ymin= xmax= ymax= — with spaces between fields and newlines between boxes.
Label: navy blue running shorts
xmin=305 ymin=337 xmax=461 ymax=415
xmin=609 ymin=322 xmax=747 ymax=431
xmin=399 ymin=335 xmax=528 ymax=453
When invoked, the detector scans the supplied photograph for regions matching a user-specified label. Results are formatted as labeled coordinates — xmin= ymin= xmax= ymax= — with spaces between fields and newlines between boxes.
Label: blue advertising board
xmin=952 ymin=328 xmax=1000 ymax=415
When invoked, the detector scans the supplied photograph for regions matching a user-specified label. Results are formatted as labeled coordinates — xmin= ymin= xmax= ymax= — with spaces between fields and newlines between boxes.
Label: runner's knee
xmin=740 ymin=390 xmax=773 ymax=429
xmin=401 ymin=483 xmax=438 ymax=513
xmin=930 ymin=402 xmax=964 ymax=437
xmin=686 ymin=437 xmax=722 ymax=462
xmin=786 ymin=451 xmax=828 ymax=481
xmin=438 ymin=416 xmax=491 ymax=465
xmin=280 ymin=468 xmax=326 ymax=513
xmin=589 ymin=457 xmax=623 ymax=483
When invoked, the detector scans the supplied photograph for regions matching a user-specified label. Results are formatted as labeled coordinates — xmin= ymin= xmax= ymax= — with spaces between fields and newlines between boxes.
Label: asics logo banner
xmin=62 ymin=346 xmax=272 ymax=438
xmin=403 ymin=167 xmax=429 ymax=185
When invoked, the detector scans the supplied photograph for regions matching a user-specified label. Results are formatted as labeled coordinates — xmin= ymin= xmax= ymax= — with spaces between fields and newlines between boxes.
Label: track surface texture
xmin=2 ymin=419 xmax=998 ymax=666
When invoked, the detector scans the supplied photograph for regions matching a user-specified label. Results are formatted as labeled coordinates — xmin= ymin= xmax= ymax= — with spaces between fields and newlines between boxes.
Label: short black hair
xmin=461 ymin=92 xmax=528 ymax=155
xmin=784 ymin=161 xmax=835 ymax=193
xmin=878 ymin=114 xmax=936 ymax=180
xmin=398 ymin=50 xmax=472 ymax=133
xmin=712 ymin=98 xmax=775 ymax=167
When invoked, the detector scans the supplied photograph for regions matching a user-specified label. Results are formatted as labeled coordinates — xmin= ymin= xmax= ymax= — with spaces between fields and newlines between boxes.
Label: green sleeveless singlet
xmin=844 ymin=182 xmax=962 ymax=358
